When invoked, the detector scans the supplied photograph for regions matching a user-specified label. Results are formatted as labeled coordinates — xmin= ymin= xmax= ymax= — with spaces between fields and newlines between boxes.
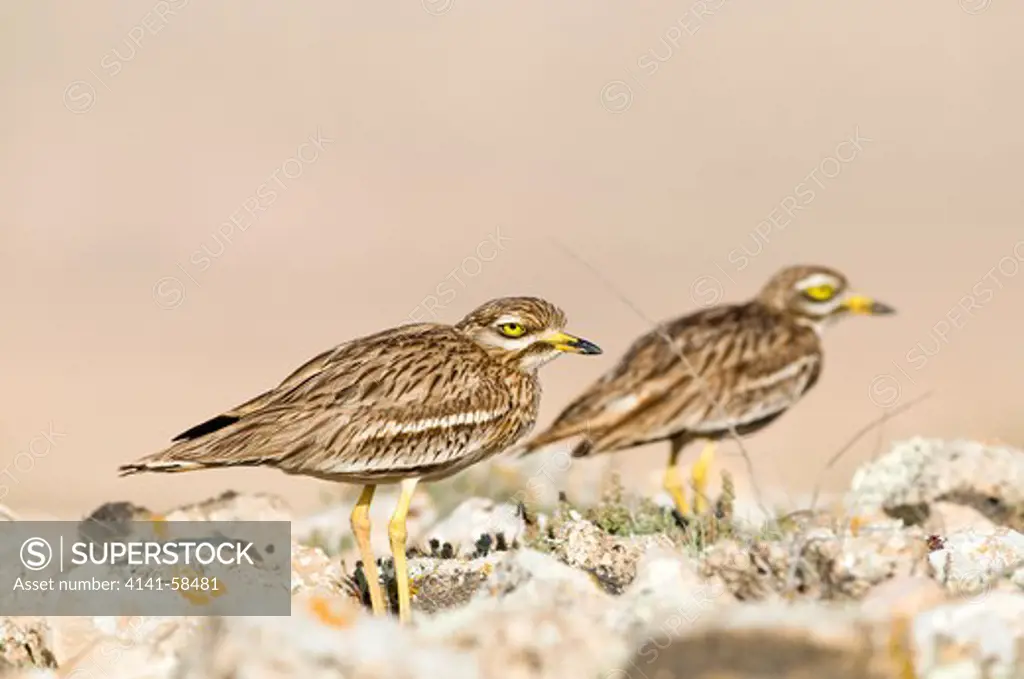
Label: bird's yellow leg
xmin=664 ymin=438 xmax=691 ymax=516
xmin=691 ymin=441 xmax=715 ymax=515
xmin=388 ymin=477 xmax=420 ymax=624
xmin=349 ymin=484 xmax=386 ymax=616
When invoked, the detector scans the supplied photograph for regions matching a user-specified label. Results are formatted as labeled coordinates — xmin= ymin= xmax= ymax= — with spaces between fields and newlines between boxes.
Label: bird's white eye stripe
xmin=494 ymin=315 xmax=525 ymax=326
xmin=795 ymin=273 xmax=839 ymax=291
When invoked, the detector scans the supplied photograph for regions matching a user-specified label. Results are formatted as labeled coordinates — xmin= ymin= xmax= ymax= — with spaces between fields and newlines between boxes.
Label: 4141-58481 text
xmin=126 ymin=576 xmax=222 ymax=591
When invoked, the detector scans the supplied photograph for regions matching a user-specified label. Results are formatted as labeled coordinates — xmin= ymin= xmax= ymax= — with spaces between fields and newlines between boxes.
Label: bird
xmin=118 ymin=296 xmax=601 ymax=623
xmin=516 ymin=264 xmax=895 ymax=518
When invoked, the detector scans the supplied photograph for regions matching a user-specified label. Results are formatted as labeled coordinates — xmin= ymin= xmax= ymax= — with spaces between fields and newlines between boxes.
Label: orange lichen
xmin=309 ymin=595 xmax=353 ymax=628
xmin=848 ymin=515 xmax=864 ymax=537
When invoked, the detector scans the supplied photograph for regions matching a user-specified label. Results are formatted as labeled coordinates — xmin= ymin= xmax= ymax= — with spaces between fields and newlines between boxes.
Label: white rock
xmin=928 ymin=527 xmax=1024 ymax=597
xmin=912 ymin=592 xmax=1024 ymax=677
xmin=612 ymin=547 xmax=728 ymax=641
xmin=420 ymin=550 xmax=627 ymax=679
xmin=55 ymin=616 xmax=198 ymax=679
xmin=465 ymin=548 xmax=609 ymax=607
xmin=849 ymin=438 xmax=1024 ymax=522
xmin=180 ymin=611 xmax=478 ymax=679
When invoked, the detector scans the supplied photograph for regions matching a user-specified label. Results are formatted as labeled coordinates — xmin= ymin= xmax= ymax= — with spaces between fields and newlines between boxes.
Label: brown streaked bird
xmin=118 ymin=296 xmax=600 ymax=623
xmin=517 ymin=265 xmax=895 ymax=517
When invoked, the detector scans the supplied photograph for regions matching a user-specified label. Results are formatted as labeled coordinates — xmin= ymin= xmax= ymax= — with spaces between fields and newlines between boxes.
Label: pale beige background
xmin=2 ymin=0 xmax=1022 ymax=518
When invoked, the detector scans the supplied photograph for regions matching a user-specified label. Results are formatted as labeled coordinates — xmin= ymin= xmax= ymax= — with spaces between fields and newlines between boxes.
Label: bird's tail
xmin=117 ymin=440 xmax=240 ymax=477
xmin=117 ymin=420 xmax=288 ymax=477
xmin=117 ymin=456 xmax=258 ymax=477
xmin=513 ymin=427 xmax=595 ymax=459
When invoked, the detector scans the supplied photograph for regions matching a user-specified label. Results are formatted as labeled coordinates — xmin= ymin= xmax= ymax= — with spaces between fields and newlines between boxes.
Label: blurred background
xmin=1 ymin=0 xmax=1021 ymax=518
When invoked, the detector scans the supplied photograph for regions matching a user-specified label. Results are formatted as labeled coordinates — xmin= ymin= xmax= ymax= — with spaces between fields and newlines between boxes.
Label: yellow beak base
xmin=843 ymin=295 xmax=896 ymax=315
xmin=543 ymin=331 xmax=603 ymax=355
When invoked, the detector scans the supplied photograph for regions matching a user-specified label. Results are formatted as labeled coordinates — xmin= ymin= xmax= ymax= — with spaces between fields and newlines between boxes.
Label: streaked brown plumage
xmin=518 ymin=264 xmax=895 ymax=515
xmin=119 ymin=296 xmax=601 ymax=622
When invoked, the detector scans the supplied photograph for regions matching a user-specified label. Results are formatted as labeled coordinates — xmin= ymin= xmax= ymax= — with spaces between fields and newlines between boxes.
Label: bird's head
xmin=456 ymin=296 xmax=602 ymax=372
xmin=757 ymin=264 xmax=896 ymax=332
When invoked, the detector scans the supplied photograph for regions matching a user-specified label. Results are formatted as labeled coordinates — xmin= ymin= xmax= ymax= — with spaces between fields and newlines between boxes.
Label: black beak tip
xmin=577 ymin=339 xmax=603 ymax=355
xmin=871 ymin=302 xmax=897 ymax=316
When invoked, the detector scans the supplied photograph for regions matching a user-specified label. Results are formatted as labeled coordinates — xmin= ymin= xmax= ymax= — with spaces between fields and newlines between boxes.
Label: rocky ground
xmin=2 ymin=437 xmax=1024 ymax=678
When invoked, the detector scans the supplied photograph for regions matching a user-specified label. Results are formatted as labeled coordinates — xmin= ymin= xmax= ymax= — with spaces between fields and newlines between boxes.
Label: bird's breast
xmin=499 ymin=372 xmax=543 ymax=446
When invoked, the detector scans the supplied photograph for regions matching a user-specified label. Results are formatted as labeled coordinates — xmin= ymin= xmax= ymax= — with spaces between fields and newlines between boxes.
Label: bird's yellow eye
xmin=803 ymin=284 xmax=836 ymax=301
xmin=498 ymin=322 xmax=526 ymax=338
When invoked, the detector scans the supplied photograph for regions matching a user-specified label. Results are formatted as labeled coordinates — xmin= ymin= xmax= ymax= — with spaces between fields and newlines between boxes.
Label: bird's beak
xmin=842 ymin=294 xmax=896 ymax=316
xmin=542 ymin=331 xmax=603 ymax=355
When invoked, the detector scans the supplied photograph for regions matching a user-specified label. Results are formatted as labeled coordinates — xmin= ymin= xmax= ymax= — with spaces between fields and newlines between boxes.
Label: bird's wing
xmin=612 ymin=329 xmax=822 ymax=449
xmin=522 ymin=303 xmax=822 ymax=454
xmin=121 ymin=325 xmax=513 ymax=475
xmin=170 ymin=323 xmax=456 ymax=441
